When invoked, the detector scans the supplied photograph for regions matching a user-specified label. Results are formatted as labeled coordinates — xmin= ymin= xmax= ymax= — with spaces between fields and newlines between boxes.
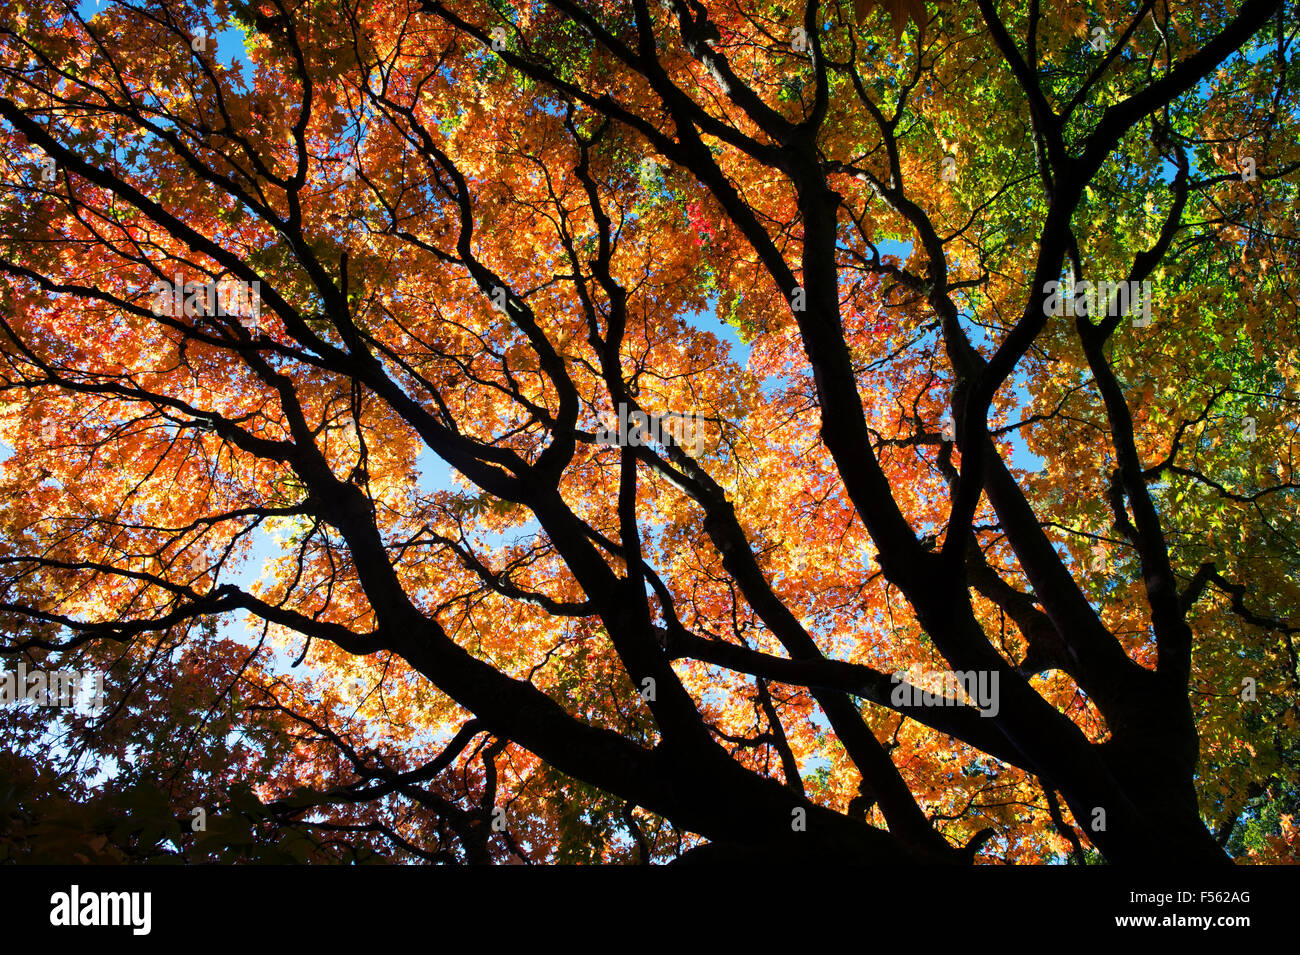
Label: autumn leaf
xmin=854 ymin=0 xmax=932 ymax=41
xmin=0 ymin=0 xmax=1294 ymax=870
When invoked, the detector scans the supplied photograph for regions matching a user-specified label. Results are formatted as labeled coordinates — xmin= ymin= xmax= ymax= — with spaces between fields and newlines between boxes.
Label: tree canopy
xmin=0 ymin=0 xmax=1297 ymax=864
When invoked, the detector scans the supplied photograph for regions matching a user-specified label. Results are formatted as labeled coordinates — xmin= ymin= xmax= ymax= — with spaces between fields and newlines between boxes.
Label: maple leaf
xmin=0 ymin=0 xmax=1293 ymax=870
xmin=854 ymin=0 xmax=933 ymax=41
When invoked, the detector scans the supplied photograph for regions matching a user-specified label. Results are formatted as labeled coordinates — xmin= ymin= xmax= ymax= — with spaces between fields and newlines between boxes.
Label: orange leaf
xmin=855 ymin=0 xmax=932 ymax=42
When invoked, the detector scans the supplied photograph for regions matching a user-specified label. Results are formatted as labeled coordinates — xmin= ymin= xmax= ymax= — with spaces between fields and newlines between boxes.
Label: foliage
xmin=0 ymin=0 xmax=1296 ymax=864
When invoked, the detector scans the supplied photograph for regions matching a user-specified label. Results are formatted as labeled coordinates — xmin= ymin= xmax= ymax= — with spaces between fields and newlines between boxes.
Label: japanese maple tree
xmin=0 ymin=0 xmax=1296 ymax=864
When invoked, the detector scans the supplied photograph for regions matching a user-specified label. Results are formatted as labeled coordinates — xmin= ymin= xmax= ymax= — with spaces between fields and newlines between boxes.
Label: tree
xmin=0 ymin=0 xmax=1296 ymax=865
